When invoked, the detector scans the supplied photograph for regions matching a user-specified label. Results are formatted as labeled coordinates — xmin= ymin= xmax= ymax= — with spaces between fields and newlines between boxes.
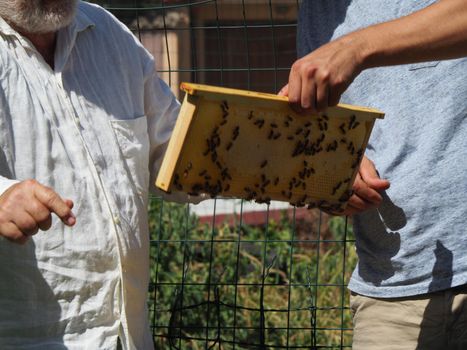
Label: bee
xmin=254 ymin=119 xmax=265 ymax=128
xmin=246 ymin=192 xmax=256 ymax=201
xmin=191 ymin=183 xmax=204 ymax=193
xmin=307 ymin=168 xmax=315 ymax=177
xmin=326 ymin=140 xmax=338 ymax=152
xmin=307 ymin=202 xmax=317 ymax=209
xmin=348 ymin=115 xmax=356 ymax=129
xmin=332 ymin=181 xmax=343 ymax=195
xmin=339 ymin=123 xmax=346 ymax=135
xmin=339 ymin=190 xmax=353 ymax=202
xmin=221 ymin=168 xmax=232 ymax=181
xmin=232 ymin=126 xmax=240 ymax=140
xmin=292 ymin=141 xmax=304 ymax=157
xmin=258 ymin=197 xmax=271 ymax=205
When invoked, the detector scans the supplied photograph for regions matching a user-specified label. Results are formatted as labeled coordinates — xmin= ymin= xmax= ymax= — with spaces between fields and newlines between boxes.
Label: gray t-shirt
xmin=298 ymin=0 xmax=467 ymax=297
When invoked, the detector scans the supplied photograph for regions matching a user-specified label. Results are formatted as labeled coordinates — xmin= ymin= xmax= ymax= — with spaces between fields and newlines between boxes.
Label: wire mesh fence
xmin=92 ymin=1 xmax=356 ymax=348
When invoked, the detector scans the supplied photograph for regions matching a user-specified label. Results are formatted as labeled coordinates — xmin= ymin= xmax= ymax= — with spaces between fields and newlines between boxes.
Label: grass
xmin=148 ymin=198 xmax=357 ymax=349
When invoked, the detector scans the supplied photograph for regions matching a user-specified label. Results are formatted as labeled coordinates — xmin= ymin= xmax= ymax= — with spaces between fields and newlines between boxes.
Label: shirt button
xmin=113 ymin=215 xmax=121 ymax=225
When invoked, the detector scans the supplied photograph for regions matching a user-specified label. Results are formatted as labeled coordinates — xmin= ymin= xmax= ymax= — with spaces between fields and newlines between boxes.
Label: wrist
xmin=342 ymin=27 xmax=380 ymax=71
xmin=336 ymin=33 xmax=369 ymax=75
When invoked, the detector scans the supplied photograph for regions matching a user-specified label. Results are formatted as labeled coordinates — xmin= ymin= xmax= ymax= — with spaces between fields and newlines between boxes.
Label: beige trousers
xmin=350 ymin=285 xmax=467 ymax=350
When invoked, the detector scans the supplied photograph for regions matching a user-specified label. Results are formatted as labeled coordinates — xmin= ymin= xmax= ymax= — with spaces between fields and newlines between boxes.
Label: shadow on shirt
xmin=353 ymin=191 xmax=405 ymax=286
xmin=415 ymin=242 xmax=466 ymax=349
xmin=0 ymin=240 xmax=65 ymax=348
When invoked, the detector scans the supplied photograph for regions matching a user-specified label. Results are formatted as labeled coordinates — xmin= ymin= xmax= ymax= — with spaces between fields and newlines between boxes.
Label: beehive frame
xmin=156 ymin=83 xmax=384 ymax=212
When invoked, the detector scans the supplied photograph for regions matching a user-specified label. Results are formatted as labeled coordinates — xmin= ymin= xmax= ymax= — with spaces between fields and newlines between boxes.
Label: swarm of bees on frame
xmin=171 ymin=99 xmax=367 ymax=213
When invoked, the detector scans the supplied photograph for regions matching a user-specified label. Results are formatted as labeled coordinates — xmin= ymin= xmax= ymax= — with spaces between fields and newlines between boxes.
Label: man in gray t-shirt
xmin=281 ymin=0 xmax=467 ymax=348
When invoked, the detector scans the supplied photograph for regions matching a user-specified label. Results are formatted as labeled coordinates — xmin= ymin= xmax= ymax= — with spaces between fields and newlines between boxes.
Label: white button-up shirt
xmin=0 ymin=2 xmax=180 ymax=349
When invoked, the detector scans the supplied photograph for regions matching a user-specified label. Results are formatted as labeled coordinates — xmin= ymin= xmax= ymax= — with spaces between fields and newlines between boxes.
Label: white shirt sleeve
xmin=143 ymin=60 xmax=204 ymax=204
xmin=144 ymin=60 xmax=179 ymax=188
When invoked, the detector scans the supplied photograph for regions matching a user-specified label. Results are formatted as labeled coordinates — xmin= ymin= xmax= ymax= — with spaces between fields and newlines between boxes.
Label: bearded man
xmin=0 ymin=1 xmax=181 ymax=349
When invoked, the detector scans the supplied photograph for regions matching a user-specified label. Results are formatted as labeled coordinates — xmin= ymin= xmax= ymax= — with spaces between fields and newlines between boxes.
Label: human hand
xmin=341 ymin=156 xmax=390 ymax=216
xmin=279 ymin=34 xmax=365 ymax=114
xmin=0 ymin=180 xmax=76 ymax=244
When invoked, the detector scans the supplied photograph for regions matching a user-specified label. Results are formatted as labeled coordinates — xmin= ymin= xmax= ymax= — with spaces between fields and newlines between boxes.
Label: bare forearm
xmin=354 ymin=0 xmax=467 ymax=69
xmin=285 ymin=0 xmax=467 ymax=113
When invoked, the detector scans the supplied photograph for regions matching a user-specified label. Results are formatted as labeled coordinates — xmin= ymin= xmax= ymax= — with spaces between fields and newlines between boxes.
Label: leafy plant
xmin=148 ymin=198 xmax=357 ymax=349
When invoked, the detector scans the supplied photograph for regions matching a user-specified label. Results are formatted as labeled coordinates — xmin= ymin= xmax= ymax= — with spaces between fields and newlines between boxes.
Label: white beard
xmin=0 ymin=0 xmax=78 ymax=34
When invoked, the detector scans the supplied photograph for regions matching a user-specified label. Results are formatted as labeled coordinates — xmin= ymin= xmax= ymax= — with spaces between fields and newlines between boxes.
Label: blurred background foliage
xmin=148 ymin=198 xmax=356 ymax=349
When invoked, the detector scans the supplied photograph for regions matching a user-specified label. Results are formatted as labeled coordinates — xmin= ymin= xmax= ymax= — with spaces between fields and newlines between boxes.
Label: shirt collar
xmin=70 ymin=3 xmax=96 ymax=34
xmin=0 ymin=16 xmax=21 ymax=38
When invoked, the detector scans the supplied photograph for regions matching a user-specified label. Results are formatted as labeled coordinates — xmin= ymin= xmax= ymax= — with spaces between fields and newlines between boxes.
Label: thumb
xmin=278 ymin=84 xmax=289 ymax=97
xmin=359 ymin=156 xmax=390 ymax=191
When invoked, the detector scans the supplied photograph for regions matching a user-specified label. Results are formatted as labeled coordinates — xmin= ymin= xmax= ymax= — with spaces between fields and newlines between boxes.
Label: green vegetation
xmin=148 ymin=198 xmax=357 ymax=349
